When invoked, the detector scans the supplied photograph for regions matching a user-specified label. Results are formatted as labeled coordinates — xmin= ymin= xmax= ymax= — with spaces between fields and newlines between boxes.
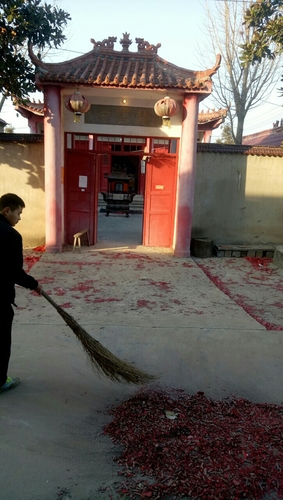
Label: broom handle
xmin=41 ymin=289 xmax=61 ymax=311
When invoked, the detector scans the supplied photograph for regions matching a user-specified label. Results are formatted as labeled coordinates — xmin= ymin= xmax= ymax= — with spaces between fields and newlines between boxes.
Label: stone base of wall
xmin=273 ymin=246 xmax=283 ymax=269
xmin=213 ymin=244 xmax=275 ymax=258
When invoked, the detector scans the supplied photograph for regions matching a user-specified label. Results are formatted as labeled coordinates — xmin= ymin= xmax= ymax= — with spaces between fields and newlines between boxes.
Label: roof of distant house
xmin=243 ymin=120 xmax=283 ymax=147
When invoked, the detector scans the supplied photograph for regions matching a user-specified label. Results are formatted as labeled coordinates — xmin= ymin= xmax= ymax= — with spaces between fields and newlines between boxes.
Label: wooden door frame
xmin=64 ymin=133 xmax=179 ymax=248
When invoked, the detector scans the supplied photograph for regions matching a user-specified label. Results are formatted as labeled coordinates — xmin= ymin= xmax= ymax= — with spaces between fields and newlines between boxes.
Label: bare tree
xmin=199 ymin=0 xmax=282 ymax=144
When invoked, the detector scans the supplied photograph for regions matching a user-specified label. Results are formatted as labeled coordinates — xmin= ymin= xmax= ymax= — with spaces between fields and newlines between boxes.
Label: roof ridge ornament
xmin=120 ymin=32 xmax=132 ymax=51
xmin=136 ymin=38 xmax=161 ymax=54
xmin=90 ymin=37 xmax=117 ymax=50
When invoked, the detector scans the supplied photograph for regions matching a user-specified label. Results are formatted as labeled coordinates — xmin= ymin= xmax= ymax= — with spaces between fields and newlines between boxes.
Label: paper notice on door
xmin=79 ymin=175 xmax=88 ymax=188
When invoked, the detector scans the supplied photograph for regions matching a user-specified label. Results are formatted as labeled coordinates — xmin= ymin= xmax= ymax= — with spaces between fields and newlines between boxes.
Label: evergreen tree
xmin=0 ymin=0 xmax=70 ymax=100
xmin=241 ymin=0 xmax=283 ymax=64
xmin=216 ymin=124 xmax=235 ymax=144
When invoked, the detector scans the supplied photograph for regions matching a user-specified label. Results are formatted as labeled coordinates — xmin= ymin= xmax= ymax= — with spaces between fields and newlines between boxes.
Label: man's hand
xmin=35 ymin=284 xmax=42 ymax=295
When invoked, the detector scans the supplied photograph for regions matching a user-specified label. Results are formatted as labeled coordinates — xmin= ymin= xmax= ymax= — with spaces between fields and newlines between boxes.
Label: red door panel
xmin=143 ymin=156 xmax=177 ymax=247
xmin=98 ymin=153 xmax=111 ymax=192
xmin=65 ymin=151 xmax=97 ymax=245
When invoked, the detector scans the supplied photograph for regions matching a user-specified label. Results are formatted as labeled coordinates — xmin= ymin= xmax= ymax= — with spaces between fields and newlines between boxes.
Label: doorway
xmin=65 ymin=133 xmax=178 ymax=249
xmin=98 ymin=154 xmax=143 ymax=247
xmin=111 ymin=155 xmax=139 ymax=194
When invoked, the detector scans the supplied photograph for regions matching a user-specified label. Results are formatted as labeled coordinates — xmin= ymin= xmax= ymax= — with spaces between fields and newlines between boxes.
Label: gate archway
xmin=64 ymin=133 xmax=178 ymax=248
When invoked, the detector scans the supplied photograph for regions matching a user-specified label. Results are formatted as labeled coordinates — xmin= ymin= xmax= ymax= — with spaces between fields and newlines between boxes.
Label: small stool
xmin=73 ymin=228 xmax=90 ymax=252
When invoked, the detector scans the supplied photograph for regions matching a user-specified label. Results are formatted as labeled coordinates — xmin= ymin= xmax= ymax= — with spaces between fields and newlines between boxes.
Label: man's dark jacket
xmin=0 ymin=214 xmax=38 ymax=304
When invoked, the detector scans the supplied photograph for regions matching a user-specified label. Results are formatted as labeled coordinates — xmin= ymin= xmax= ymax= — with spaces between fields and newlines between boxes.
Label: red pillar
xmin=174 ymin=94 xmax=199 ymax=257
xmin=204 ymin=130 xmax=212 ymax=143
xmin=44 ymin=86 xmax=62 ymax=252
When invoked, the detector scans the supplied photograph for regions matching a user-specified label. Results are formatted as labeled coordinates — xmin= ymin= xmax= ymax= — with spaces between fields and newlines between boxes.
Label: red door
xmin=97 ymin=152 xmax=111 ymax=192
xmin=143 ymin=156 xmax=177 ymax=247
xmin=65 ymin=151 xmax=97 ymax=245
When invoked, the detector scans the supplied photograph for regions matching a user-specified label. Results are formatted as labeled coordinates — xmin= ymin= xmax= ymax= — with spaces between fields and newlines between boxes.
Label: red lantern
xmin=154 ymin=96 xmax=179 ymax=126
xmin=65 ymin=91 xmax=90 ymax=122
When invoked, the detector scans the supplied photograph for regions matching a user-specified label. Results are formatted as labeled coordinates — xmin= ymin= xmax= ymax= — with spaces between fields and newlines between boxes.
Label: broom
xmin=41 ymin=290 xmax=156 ymax=384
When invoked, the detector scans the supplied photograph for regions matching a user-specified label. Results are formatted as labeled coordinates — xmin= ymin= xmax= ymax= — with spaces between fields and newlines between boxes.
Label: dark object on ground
xmin=191 ymin=237 xmax=213 ymax=258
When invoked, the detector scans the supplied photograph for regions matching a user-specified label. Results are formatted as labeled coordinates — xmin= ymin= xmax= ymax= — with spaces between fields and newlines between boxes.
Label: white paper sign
xmin=79 ymin=175 xmax=88 ymax=188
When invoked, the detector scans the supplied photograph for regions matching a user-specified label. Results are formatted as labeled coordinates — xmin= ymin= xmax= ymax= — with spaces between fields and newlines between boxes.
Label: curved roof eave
xmin=28 ymin=41 xmax=221 ymax=93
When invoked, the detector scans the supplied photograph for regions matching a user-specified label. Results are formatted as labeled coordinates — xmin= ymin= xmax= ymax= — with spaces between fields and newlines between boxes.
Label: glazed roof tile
xmin=13 ymin=99 xmax=44 ymax=121
xmin=198 ymin=109 xmax=227 ymax=124
xmin=28 ymin=35 xmax=221 ymax=92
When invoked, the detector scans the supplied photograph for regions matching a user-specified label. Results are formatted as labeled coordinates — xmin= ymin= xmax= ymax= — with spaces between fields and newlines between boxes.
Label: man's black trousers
xmin=0 ymin=303 xmax=14 ymax=387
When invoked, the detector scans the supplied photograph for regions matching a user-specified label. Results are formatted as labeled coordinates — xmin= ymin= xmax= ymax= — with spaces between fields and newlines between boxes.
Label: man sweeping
xmin=0 ymin=193 xmax=42 ymax=393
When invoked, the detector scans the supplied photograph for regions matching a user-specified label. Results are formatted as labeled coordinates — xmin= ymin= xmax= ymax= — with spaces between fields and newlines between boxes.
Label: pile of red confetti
xmin=244 ymin=257 xmax=273 ymax=271
xmin=24 ymin=255 xmax=42 ymax=273
xmin=33 ymin=245 xmax=45 ymax=253
xmin=104 ymin=387 xmax=283 ymax=499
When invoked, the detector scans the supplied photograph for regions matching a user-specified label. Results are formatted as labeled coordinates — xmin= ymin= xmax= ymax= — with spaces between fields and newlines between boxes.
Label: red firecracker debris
xmin=148 ymin=281 xmax=172 ymax=292
xmin=58 ymin=302 xmax=73 ymax=308
xmin=104 ymin=387 xmax=283 ymax=500
xmin=244 ymin=257 xmax=273 ymax=271
xmin=137 ymin=299 xmax=156 ymax=310
xmin=70 ymin=281 xmax=95 ymax=292
xmin=24 ymin=255 xmax=42 ymax=273
xmin=197 ymin=258 xmax=283 ymax=331
xmin=32 ymin=245 xmax=45 ymax=252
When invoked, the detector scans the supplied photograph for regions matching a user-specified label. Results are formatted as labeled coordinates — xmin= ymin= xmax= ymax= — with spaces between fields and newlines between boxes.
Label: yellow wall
xmin=0 ymin=140 xmax=45 ymax=247
xmin=1 ymin=138 xmax=283 ymax=248
xmin=194 ymin=152 xmax=283 ymax=245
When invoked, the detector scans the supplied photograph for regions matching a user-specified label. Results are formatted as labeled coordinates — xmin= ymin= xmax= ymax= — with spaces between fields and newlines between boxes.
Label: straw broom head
xmin=42 ymin=291 xmax=156 ymax=384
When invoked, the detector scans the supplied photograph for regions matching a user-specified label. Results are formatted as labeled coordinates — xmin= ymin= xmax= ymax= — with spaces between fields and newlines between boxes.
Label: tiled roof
xmin=13 ymin=99 xmax=44 ymax=116
xmin=28 ymin=34 xmax=221 ymax=92
xmin=198 ymin=109 xmax=227 ymax=124
xmin=0 ymin=133 xmax=43 ymax=142
xmin=242 ymin=127 xmax=283 ymax=147
xmin=197 ymin=142 xmax=283 ymax=157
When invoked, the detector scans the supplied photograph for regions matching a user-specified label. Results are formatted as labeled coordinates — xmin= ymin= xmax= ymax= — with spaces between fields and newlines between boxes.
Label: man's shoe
xmin=0 ymin=377 xmax=20 ymax=393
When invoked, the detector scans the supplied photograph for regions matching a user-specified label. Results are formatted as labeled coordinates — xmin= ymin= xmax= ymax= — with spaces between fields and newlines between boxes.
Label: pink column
xmin=44 ymin=86 xmax=62 ymax=252
xmin=204 ymin=130 xmax=212 ymax=143
xmin=174 ymin=94 xmax=199 ymax=257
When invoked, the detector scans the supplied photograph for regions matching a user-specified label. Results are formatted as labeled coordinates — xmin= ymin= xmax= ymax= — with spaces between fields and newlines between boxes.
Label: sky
xmin=1 ymin=0 xmax=283 ymax=138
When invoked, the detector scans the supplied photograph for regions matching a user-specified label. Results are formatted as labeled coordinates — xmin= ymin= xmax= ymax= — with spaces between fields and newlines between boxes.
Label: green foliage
xmin=241 ymin=1 xmax=283 ymax=64
xmin=216 ymin=124 xmax=235 ymax=144
xmin=0 ymin=0 xmax=71 ymax=99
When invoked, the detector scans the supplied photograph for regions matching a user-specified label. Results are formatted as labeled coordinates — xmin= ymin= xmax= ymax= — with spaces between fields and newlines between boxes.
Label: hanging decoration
xmin=65 ymin=91 xmax=90 ymax=122
xmin=154 ymin=96 xmax=179 ymax=127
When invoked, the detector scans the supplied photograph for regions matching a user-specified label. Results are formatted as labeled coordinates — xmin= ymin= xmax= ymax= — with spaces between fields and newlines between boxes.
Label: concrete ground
xmin=1 ymin=213 xmax=283 ymax=500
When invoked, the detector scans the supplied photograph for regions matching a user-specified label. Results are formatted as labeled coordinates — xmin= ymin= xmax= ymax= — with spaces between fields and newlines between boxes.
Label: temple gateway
xmin=27 ymin=33 xmax=221 ymax=255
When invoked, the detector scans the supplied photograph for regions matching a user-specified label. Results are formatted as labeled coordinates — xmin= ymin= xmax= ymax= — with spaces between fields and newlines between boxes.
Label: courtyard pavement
xmin=1 ymin=213 xmax=283 ymax=500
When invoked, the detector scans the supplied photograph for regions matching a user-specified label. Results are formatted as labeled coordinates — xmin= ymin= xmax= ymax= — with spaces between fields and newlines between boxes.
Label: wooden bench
xmin=73 ymin=228 xmax=90 ymax=252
